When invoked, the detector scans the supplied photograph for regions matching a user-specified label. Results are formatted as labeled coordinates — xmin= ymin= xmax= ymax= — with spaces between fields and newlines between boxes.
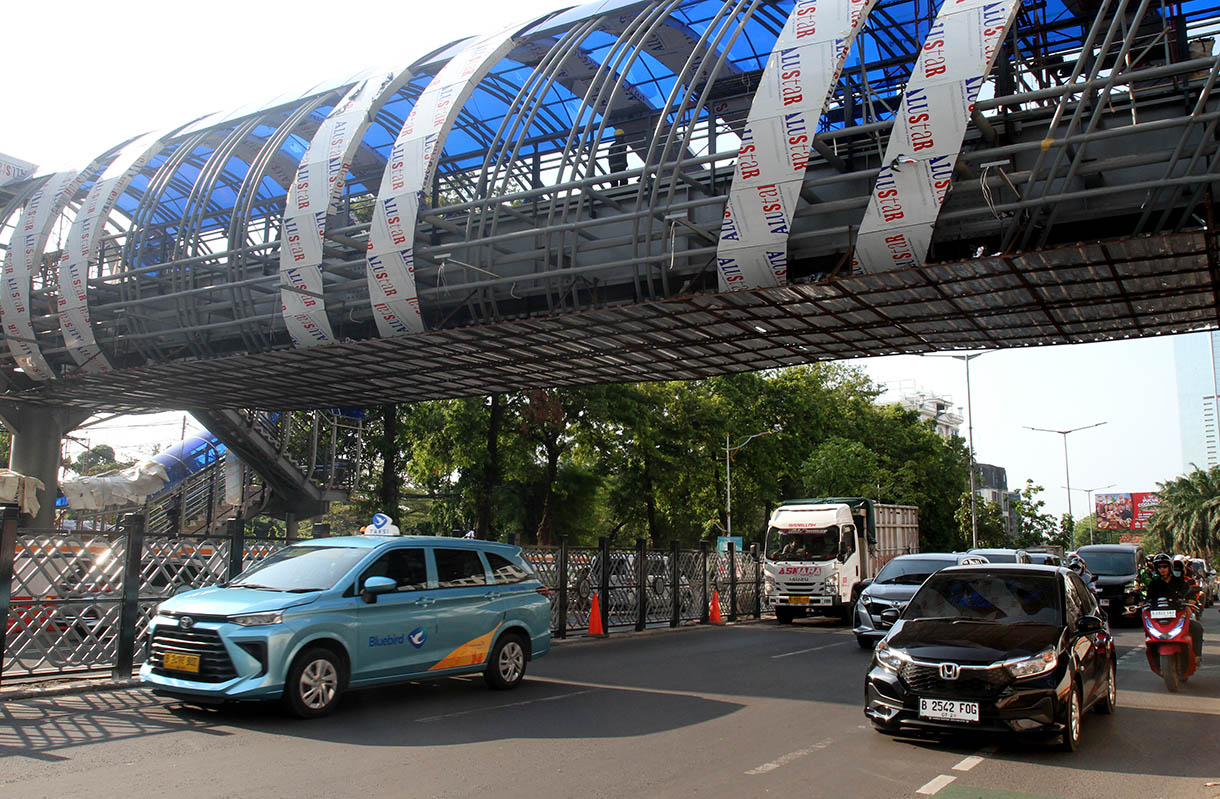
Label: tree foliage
xmin=328 ymin=365 xmax=973 ymax=550
xmin=1147 ymin=466 xmax=1220 ymax=556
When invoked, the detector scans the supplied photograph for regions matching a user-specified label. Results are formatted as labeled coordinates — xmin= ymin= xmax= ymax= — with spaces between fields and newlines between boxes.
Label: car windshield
xmin=874 ymin=558 xmax=953 ymax=585
xmin=905 ymin=572 xmax=1063 ymax=625
xmin=229 ymin=545 xmax=371 ymax=592
xmin=1080 ymin=552 xmax=1137 ymax=576
xmin=767 ymin=528 xmax=838 ymax=561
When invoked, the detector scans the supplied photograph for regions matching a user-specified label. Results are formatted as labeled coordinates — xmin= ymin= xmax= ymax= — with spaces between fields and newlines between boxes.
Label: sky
xmin=4 ymin=1 xmax=1210 ymax=519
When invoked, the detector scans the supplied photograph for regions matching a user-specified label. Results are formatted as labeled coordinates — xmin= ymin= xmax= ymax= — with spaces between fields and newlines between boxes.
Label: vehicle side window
xmin=1072 ymin=572 xmax=1100 ymax=616
xmin=1063 ymin=574 xmax=1083 ymax=627
xmin=435 ymin=548 xmax=488 ymax=587
xmin=487 ymin=552 xmax=529 ymax=584
xmin=360 ymin=548 xmax=428 ymax=592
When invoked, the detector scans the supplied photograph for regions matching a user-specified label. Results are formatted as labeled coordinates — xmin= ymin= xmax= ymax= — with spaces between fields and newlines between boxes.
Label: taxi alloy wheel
xmin=284 ymin=647 xmax=344 ymax=718
xmin=485 ymin=634 xmax=527 ymax=690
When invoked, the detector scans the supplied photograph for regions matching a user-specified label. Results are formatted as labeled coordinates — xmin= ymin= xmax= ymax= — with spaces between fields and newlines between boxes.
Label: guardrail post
xmin=700 ymin=540 xmax=710 ymax=624
xmin=112 ymin=513 xmax=145 ymax=680
xmin=598 ymin=536 xmax=610 ymax=634
xmin=751 ymin=543 xmax=762 ymax=619
xmin=635 ymin=537 xmax=647 ymax=632
xmin=0 ymin=505 xmax=20 ymax=685
xmin=227 ymin=516 xmax=245 ymax=580
xmin=670 ymin=539 xmax=680 ymax=628
xmin=557 ymin=535 xmax=569 ymax=640
xmin=728 ymin=541 xmax=738 ymax=622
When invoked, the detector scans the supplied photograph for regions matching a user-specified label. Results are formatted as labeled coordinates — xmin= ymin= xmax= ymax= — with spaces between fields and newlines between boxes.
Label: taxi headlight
xmin=874 ymin=640 xmax=908 ymax=673
xmin=230 ymin=611 xmax=283 ymax=627
xmin=1005 ymin=648 xmax=1058 ymax=679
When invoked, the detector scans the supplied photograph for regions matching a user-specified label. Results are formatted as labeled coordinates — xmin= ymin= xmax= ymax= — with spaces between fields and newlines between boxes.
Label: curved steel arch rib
xmin=716 ymin=0 xmax=877 ymax=291
xmin=277 ymin=70 xmax=416 ymax=347
xmin=57 ymin=131 xmax=174 ymax=374
xmin=2 ymin=172 xmax=80 ymax=381
xmin=365 ymin=18 xmax=544 ymax=338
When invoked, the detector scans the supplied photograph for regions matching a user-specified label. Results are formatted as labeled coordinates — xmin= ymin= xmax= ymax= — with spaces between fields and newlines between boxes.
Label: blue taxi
xmin=139 ymin=517 xmax=551 ymax=717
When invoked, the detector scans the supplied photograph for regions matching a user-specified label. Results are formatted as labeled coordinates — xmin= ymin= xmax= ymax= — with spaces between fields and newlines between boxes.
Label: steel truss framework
xmin=0 ymin=0 xmax=1217 ymax=412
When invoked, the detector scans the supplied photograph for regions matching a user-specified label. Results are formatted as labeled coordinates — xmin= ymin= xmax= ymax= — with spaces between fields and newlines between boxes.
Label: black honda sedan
xmin=864 ymin=564 xmax=1116 ymax=751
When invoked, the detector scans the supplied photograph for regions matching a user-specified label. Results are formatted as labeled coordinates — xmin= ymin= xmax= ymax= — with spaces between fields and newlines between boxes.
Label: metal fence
xmin=521 ymin=536 xmax=763 ymax=638
xmin=0 ymin=508 xmax=297 ymax=683
xmin=0 ymin=508 xmax=764 ymax=683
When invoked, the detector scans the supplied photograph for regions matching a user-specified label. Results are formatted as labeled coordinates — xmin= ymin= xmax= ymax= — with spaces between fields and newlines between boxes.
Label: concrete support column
xmin=0 ymin=403 xmax=92 ymax=529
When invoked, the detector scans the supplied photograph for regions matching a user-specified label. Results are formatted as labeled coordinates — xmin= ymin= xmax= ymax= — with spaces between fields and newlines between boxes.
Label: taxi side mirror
xmin=362 ymin=576 xmax=397 ymax=604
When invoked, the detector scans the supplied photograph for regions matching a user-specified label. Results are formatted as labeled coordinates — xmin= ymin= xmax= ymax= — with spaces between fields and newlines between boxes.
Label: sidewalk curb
xmin=0 ymin=618 xmax=773 ymax=702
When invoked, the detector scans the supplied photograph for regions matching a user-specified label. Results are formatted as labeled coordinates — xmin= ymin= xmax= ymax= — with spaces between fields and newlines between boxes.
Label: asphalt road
xmin=1 ymin=619 xmax=1217 ymax=799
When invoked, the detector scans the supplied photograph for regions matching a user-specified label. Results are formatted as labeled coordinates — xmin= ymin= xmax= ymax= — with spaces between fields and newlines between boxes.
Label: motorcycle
xmin=1142 ymin=597 xmax=1198 ymax=692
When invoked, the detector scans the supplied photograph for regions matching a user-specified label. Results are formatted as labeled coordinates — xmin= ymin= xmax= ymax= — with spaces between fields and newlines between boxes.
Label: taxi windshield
xmin=229 ymin=545 xmax=370 ymax=592
xmin=767 ymin=528 xmax=838 ymax=561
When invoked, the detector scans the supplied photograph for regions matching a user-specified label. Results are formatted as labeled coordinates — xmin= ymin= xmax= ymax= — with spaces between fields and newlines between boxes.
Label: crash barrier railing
xmin=519 ymin=536 xmax=763 ymax=638
xmin=0 ymin=516 xmax=766 ymax=683
xmin=0 ymin=509 xmax=298 ymax=684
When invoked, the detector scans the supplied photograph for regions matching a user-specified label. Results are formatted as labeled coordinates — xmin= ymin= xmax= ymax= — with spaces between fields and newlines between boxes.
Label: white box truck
xmin=764 ymin=498 xmax=919 ymax=624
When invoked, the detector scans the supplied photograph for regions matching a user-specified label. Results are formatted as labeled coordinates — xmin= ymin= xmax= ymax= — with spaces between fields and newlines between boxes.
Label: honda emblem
xmin=939 ymin=662 xmax=959 ymax=680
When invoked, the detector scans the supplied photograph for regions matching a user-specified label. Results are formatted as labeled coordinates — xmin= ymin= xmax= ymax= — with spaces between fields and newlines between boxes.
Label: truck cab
xmin=764 ymin=502 xmax=868 ymax=624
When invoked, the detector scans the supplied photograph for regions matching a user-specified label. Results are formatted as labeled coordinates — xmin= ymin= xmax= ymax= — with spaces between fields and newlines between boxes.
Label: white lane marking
xmin=416 ymin=688 xmax=596 ymax=722
xmin=952 ymin=755 xmax=983 ymax=771
xmin=916 ymin=774 xmax=957 ymax=795
xmin=745 ymin=737 xmax=834 ymax=774
xmin=771 ymin=641 xmax=848 ymax=659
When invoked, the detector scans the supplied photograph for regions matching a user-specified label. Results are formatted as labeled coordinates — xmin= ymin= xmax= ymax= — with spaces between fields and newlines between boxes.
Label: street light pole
xmin=725 ymin=429 xmax=775 ymax=539
xmin=922 ymin=352 xmax=991 ymax=550
xmin=1025 ymin=422 xmax=1107 ymax=522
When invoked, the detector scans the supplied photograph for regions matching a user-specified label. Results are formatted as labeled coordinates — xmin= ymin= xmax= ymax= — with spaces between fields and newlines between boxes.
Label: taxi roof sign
xmin=364 ymin=513 xmax=401 ymax=536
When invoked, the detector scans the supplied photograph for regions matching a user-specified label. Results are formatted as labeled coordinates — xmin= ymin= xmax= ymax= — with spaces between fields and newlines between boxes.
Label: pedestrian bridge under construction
xmin=1 ymin=0 xmax=1219 ymax=414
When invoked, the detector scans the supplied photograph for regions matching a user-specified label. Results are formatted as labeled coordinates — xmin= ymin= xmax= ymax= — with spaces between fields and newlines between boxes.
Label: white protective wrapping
xmin=365 ymin=22 xmax=525 ymax=337
xmin=0 ymin=153 xmax=37 ymax=187
xmin=278 ymin=71 xmax=411 ymax=347
xmin=0 ymin=469 xmax=46 ymax=515
xmin=57 ymin=132 xmax=167 ymax=372
xmin=59 ymin=460 xmax=169 ymax=511
xmin=853 ymin=0 xmax=1021 ymax=273
xmin=223 ymin=453 xmax=244 ymax=507
xmin=716 ymin=0 xmax=877 ymax=290
xmin=2 ymin=171 xmax=83 ymax=380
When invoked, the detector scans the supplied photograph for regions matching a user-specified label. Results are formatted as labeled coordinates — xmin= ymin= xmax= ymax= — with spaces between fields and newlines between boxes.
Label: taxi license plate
xmin=919 ymin=699 xmax=979 ymax=723
xmin=163 ymin=652 xmax=201 ymax=673
xmin=788 ymin=596 xmax=810 ymax=605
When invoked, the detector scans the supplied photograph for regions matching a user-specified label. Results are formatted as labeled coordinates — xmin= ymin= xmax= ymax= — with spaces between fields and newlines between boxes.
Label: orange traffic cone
xmin=710 ymin=589 xmax=724 ymax=624
xmin=588 ymin=592 xmax=606 ymax=636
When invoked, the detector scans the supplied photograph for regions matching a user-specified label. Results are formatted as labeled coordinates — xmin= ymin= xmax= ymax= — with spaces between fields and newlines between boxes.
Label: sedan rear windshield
xmin=905 ymin=572 xmax=1063 ymax=625
xmin=874 ymin=558 xmax=954 ymax=585
xmin=230 ymin=545 xmax=371 ymax=592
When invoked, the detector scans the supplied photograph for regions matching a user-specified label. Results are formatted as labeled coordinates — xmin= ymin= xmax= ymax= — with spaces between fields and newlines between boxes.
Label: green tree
xmin=801 ymin=437 xmax=887 ymax=498
xmin=65 ymin=444 xmax=136 ymax=476
xmin=1010 ymin=480 xmax=1058 ymax=548
xmin=1147 ymin=466 xmax=1220 ymax=556
xmin=954 ymin=495 xmax=1007 ymax=549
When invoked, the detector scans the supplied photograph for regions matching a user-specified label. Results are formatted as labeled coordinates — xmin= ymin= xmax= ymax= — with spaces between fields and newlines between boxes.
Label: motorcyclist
xmin=1067 ymin=553 xmax=1098 ymax=592
xmin=1147 ymin=553 xmax=1203 ymax=661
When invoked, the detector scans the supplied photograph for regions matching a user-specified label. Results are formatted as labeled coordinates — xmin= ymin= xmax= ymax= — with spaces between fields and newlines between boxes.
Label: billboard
xmin=1095 ymin=492 xmax=1160 ymax=530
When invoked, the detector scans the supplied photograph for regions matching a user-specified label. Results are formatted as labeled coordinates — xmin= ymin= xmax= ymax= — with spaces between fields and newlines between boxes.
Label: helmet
xmin=1152 ymin=553 xmax=1172 ymax=570
xmin=1066 ymin=553 xmax=1085 ymax=573
xmin=1171 ymin=559 xmax=1186 ymax=577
